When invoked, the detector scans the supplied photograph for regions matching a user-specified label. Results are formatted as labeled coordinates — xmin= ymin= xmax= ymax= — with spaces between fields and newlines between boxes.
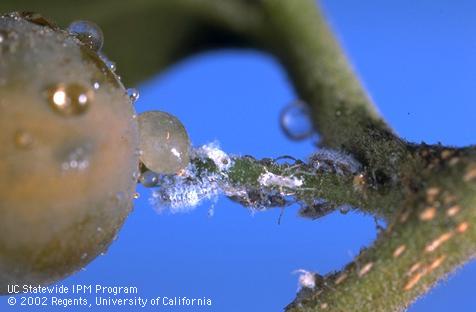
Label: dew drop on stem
xmin=280 ymin=100 xmax=313 ymax=141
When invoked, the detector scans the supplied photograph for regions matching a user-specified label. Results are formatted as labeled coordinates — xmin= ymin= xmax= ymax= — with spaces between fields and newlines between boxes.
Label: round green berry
xmin=0 ymin=12 xmax=139 ymax=293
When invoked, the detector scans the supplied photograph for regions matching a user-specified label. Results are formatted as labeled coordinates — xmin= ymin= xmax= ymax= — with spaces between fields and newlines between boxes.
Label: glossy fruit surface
xmin=0 ymin=13 xmax=139 ymax=293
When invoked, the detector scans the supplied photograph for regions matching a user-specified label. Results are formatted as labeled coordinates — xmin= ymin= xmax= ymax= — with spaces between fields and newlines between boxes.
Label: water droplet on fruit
xmin=47 ymin=83 xmax=93 ymax=117
xmin=14 ymin=130 xmax=33 ymax=149
xmin=97 ymin=52 xmax=117 ymax=73
xmin=61 ymin=146 xmax=90 ymax=171
xmin=280 ymin=100 xmax=313 ymax=141
xmin=68 ymin=20 xmax=104 ymax=52
xmin=127 ymin=88 xmax=140 ymax=103
xmin=132 ymin=170 xmax=141 ymax=182
xmin=139 ymin=170 xmax=159 ymax=188
xmin=103 ymin=58 xmax=116 ymax=72
xmin=108 ymin=61 xmax=116 ymax=71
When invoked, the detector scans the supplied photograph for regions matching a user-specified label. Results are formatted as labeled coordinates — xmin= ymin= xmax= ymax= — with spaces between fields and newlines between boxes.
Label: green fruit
xmin=0 ymin=12 xmax=139 ymax=293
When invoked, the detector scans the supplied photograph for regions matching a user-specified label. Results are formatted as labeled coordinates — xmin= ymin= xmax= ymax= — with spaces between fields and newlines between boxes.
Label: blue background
xmin=4 ymin=0 xmax=476 ymax=311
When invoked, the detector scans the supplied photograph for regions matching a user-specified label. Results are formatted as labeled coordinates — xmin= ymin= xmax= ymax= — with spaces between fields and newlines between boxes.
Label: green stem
xmin=287 ymin=147 xmax=476 ymax=312
xmin=256 ymin=1 xmax=410 ymax=180
xmin=187 ymin=154 xmax=399 ymax=219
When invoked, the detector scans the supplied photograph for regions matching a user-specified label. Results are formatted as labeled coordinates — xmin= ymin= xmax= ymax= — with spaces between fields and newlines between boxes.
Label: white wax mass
xmin=138 ymin=111 xmax=190 ymax=174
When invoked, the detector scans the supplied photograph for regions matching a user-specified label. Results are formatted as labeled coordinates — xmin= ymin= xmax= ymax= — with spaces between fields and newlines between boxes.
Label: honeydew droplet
xmin=47 ymin=83 xmax=93 ymax=117
xmin=127 ymin=88 xmax=140 ymax=103
xmin=138 ymin=111 xmax=190 ymax=174
xmin=139 ymin=170 xmax=159 ymax=188
xmin=280 ymin=100 xmax=313 ymax=141
xmin=68 ymin=20 xmax=104 ymax=52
